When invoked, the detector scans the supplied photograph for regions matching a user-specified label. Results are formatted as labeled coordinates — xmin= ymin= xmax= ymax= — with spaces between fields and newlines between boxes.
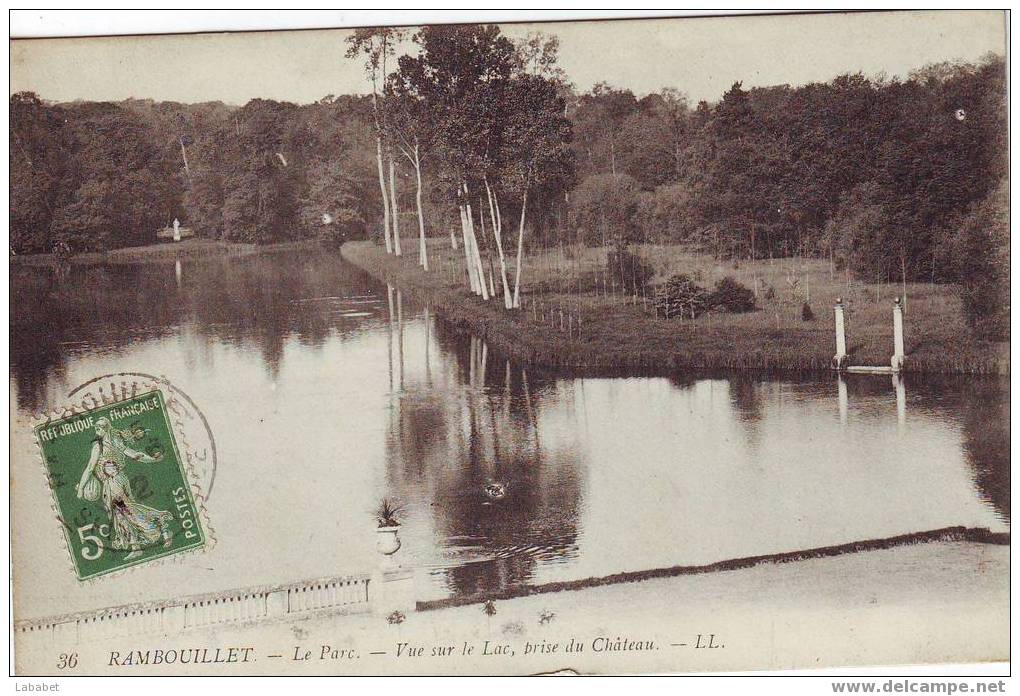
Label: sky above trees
xmin=10 ymin=10 xmax=1004 ymax=106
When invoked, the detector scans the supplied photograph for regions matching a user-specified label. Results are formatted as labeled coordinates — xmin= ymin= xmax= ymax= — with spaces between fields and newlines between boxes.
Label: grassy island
xmin=342 ymin=239 xmax=1008 ymax=375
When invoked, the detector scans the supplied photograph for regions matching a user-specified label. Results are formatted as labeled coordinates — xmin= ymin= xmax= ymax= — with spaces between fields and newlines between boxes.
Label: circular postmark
xmin=66 ymin=373 xmax=217 ymax=498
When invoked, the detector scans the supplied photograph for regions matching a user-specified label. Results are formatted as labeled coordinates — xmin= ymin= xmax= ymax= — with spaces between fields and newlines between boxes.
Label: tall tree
xmin=397 ymin=24 xmax=517 ymax=298
xmin=571 ymin=83 xmax=638 ymax=178
xmin=500 ymin=74 xmax=574 ymax=307
xmin=48 ymin=103 xmax=180 ymax=251
xmin=345 ymin=27 xmax=404 ymax=254
xmin=218 ymin=99 xmax=303 ymax=244
xmin=387 ymin=70 xmax=438 ymax=269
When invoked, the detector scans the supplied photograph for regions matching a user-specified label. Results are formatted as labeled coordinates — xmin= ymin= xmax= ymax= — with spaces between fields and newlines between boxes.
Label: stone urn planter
xmin=375 ymin=498 xmax=404 ymax=558
xmin=375 ymin=525 xmax=402 ymax=556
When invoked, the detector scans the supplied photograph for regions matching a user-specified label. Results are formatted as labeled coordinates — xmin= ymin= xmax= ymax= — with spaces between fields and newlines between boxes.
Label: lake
xmin=9 ymin=246 xmax=1009 ymax=618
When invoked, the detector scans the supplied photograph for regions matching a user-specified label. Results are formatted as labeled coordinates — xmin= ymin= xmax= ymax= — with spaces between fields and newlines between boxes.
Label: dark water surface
xmin=10 ymin=247 xmax=1009 ymax=614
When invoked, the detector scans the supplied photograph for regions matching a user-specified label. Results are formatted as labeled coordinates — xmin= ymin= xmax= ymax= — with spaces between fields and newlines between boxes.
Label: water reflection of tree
xmin=11 ymin=263 xmax=182 ymax=411
xmin=728 ymin=374 xmax=764 ymax=422
xmin=957 ymin=378 xmax=1010 ymax=522
xmin=187 ymin=254 xmax=360 ymax=376
xmin=11 ymin=249 xmax=385 ymax=408
xmin=384 ymin=323 xmax=581 ymax=598
xmin=722 ymin=373 xmax=765 ymax=453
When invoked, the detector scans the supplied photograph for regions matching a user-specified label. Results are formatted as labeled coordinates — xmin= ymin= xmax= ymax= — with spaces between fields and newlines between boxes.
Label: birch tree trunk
xmin=900 ymin=254 xmax=907 ymax=311
xmin=478 ymin=200 xmax=496 ymax=298
xmin=512 ymin=183 xmax=530 ymax=309
xmin=379 ymin=35 xmax=394 ymax=254
xmin=389 ymin=156 xmax=402 ymax=256
xmin=484 ymin=178 xmax=513 ymax=309
xmin=470 ymin=219 xmax=485 ymax=297
xmin=375 ymin=135 xmax=392 ymax=254
xmin=179 ymin=138 xmax=192 ymax=186
xmin=459 ymin=204 xmax=478 ymax=292
xmin=370 ymin=75 xmax=392 ymax=255
xmin=464 ymin=189 xmax=489 ymax=300
xmin=412 ymin=142 xmax=428 ymax=270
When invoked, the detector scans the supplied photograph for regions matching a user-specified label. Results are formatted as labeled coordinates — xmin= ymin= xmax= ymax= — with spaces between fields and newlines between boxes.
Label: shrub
xmin=655 ymin=274 xmax=709 ymax=319
xmin=709 ymin=276 xmax=756 ymax=313
xmin=606 ymin=243 xmax=655 ymax=295
xmin=802 ymin=302 xmax=815 ymax=321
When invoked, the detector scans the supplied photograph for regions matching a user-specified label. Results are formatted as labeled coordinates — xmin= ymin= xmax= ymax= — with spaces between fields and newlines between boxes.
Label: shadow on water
xmin=925 ymin=376 xmax=1010 ymax=522
xmin=11 ymin=251 xmax=385 ymax=411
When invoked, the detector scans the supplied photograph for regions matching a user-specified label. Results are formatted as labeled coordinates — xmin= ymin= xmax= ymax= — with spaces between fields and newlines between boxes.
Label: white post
xmin=832 ymin=299 xmax=847 ymax=370
xmin=172 ymin=217 xmax=181 ymax=242
xmin=891 ymin=298 xmax=905 ymax=372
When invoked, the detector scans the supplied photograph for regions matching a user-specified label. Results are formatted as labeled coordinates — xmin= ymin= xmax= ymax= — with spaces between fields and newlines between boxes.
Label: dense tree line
xmin=10 ymin=92 xmax=387 ymax=252
xmin=8 ymin=33 xmax=1006 ymax=336
xmin=10 ymin=93 xmax=184 ymax=252
xmin=564 ymin=54 xmax=1007 ymax=337
xmin=568 ymin=55 xmax=1007 ymax=289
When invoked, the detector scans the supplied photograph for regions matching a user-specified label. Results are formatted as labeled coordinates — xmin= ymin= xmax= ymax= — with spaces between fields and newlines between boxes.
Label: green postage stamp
xmin=35 ymin=388 xmax=209 ymax=580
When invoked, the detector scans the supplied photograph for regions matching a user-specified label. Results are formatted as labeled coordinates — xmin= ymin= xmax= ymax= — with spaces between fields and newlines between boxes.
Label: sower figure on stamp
xmin=75 ymin=416 xmax=174 ymax=560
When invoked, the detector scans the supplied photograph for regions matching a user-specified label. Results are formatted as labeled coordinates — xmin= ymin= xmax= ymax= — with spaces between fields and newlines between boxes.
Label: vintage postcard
xmin=8 ymin=10 xmax=1009 ymax=679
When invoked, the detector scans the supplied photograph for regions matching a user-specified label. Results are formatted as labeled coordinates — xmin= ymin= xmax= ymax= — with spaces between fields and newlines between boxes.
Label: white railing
xmin=14 ymin=573 xmax=371 ymax=644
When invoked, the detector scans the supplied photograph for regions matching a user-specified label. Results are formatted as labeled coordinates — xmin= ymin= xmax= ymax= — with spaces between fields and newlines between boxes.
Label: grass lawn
xmin=346 ymin=237 xmax=1007 ymax=375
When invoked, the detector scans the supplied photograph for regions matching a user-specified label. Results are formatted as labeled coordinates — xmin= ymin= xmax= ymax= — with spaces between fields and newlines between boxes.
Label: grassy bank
xmin=342 ymin=239 xmax=1008 ymax=375
xmin=9 ymin=237 xmax=323 ymax=267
